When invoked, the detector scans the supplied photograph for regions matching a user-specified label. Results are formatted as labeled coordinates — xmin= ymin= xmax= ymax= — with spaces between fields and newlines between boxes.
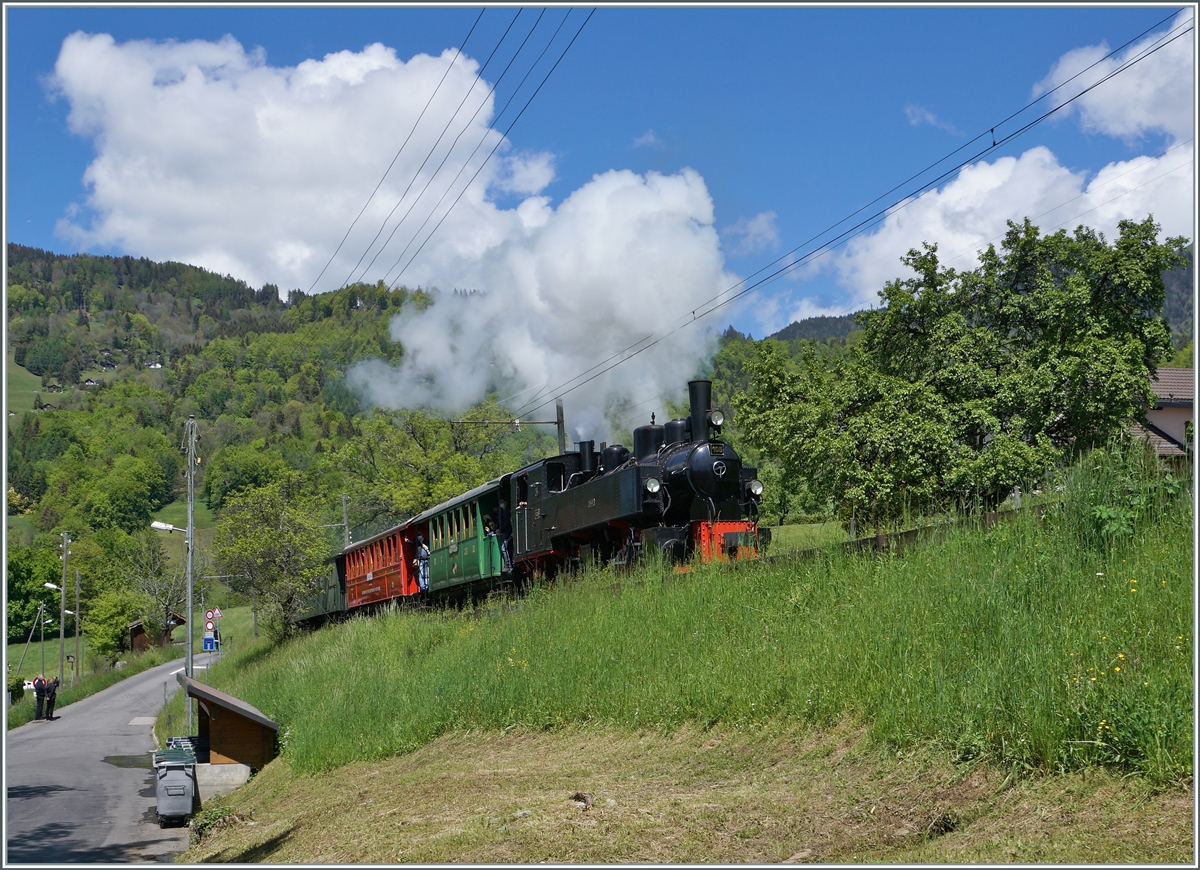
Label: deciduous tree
xmin=737 ymin=217 xmax=1185 ymax=529
xmin=213 ymin=474 xmax=329 ymax=638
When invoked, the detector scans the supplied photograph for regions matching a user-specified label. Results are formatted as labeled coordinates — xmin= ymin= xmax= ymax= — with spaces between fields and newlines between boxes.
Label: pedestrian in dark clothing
xmin=45 ymin=677 xmax=60 ymax=720
xmin=32 ymin=675 xmax=47 ymax=720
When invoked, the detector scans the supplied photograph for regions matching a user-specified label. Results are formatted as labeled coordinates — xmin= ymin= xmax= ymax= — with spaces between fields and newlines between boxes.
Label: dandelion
xmin=1118 ymin=653 xmax=1125 ymax=659
xmin=1114 ymin=667 xmax=1121 ymax=672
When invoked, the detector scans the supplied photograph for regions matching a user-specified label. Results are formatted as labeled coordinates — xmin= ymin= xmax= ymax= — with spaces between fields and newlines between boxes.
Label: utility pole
xmin=74 ymin=569 xmax=81 ymax=687
xmin=16 ymin=602 xmax=45 ymax=674
xmin=58 ymin=531 xmax=68 ymax=685
xmin=342 ymin=494 xmax=351 ymax=548
xmin=183 ymin=415 xmax=199 ymax=733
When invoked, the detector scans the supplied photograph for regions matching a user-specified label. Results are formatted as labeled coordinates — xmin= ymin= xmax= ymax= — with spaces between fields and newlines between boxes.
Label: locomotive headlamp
xmin=748 ymin=479 xmax=764 ymax=497
xmin=644 ymin=477 xmax=662 ymax=494
xmin=708 ymin=409 xmax=725 ymax=428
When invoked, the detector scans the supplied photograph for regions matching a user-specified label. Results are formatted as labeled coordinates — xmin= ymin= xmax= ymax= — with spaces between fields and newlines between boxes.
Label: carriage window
xmin=517 ymin=475 xmax=529 ymax=504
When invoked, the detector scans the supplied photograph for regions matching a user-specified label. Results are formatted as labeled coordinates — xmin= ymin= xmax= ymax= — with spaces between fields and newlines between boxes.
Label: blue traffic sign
xmin=203 ymin=637 xmax=216 ymax=651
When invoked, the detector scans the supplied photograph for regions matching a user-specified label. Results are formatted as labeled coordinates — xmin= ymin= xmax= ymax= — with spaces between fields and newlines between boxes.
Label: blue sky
xmin=3 ymin=3 xmax=1194 ymax=423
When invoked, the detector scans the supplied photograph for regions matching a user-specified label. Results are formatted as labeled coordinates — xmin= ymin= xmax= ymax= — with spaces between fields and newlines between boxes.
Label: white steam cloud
xmin=349 ymin=167 xmax=738 ymax=433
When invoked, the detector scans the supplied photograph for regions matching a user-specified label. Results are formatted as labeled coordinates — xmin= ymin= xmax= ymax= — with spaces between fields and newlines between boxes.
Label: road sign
xmin=205 ymin=609 xmax=214 ymax=621
xmin=206 ymin=620 xmax=215 ymax=631
xmin=212 ymin=607 xmax=223 ymax=618
xmin=203 ymin=637 xmax=215 ymax=651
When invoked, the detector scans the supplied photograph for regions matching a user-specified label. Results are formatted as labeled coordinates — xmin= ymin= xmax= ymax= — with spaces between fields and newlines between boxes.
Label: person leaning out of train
xmin=413 ymin=535 xmax=430 ymax=592
xmin=496 ymin=500 xmax=513 ymax=572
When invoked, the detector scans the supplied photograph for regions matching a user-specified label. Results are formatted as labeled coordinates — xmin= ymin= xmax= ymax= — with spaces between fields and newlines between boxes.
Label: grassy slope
xmin=5 ymin=351 xmax=42 ymax=425
xmin=195 ymin=499 xmax=1192 ymax=782
xmin=180 ymin=724 xmax=1192 ymax=864
xmin=169 ymin=491 xmax=1191 ymax=862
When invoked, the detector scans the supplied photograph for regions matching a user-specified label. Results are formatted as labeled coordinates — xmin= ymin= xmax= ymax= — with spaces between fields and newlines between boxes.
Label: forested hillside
xmin=5 ymin=243 xmax=555 ymax=649
xmin=5 ymin=217 xmax=1191 ymax=652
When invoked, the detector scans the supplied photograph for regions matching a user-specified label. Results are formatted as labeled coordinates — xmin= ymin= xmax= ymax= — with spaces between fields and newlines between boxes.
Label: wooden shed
xmin=176 ymin=673 xmax=279 ymax=770
xmin=127 ymin=611 xmax=186 ymax=652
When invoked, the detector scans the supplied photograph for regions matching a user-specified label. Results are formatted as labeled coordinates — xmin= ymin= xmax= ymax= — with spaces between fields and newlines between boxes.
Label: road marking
xmin=129 ymin=717 xmax=156 ymax=725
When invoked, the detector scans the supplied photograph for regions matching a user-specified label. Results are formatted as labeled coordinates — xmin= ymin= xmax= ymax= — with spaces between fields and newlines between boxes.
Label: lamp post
xmin=44 ymin=579 xmax=67 ymax=686
xmin=150 ymin=518 xmax=194 ymax=731
xmin=39 ymin=608 xmax=54 ymax=678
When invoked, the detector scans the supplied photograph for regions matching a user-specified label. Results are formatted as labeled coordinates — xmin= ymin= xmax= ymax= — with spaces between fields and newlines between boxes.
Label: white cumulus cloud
xmin=808 ymin=143 xmax=1193 ymax=316
xmin=784 ymin=13 xmax=1194 ymax=324
xmin=722 ymin=211 xmax=779 ymax=256
xmin=48 ymin=32 xmax=740 ymax=429
xmin=1033 ymin=9 xmax=1194 ymax=144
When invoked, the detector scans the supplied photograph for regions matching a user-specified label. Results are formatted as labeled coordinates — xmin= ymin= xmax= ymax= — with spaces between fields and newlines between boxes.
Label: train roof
xmin=407 ymin=477 xmax=505 ymax=527
xmin=338 ymin=476 xmax=505 ymax=556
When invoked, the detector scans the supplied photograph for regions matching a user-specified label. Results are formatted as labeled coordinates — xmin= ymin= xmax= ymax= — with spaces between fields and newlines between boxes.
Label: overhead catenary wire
xmin=512 ymin=14 xmax=1193 ymax=420
xmin=385 ymin=8 xmax=597 ymax=287
xmin=340 ymin=8 xmax=528 ymax=290
xmin=510 ymin=12 xmax=1193 ymax=418
xmin=610 ymin=151 xmax=1194 ymax=432
xmin=352 ymin=8 xmax=553 ymax=286
xmin=305 ymin=8 xmax=487 ymax=295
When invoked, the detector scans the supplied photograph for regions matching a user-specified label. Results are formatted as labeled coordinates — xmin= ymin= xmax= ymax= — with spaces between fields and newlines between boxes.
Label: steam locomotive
xmin=298 ymin=380 xmax=765 ymax=623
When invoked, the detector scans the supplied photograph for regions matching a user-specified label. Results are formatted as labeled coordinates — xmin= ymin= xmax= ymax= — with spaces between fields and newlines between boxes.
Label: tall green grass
xmin=194 ymin=444 xmax=1192 ymax=783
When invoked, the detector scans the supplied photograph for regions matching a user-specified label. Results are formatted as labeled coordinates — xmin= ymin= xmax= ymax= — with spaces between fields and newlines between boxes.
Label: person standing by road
xmin=45 ymin=677 xmax=60 ymax=720
xmin=32 ymin=674 xmax=47 ymax=720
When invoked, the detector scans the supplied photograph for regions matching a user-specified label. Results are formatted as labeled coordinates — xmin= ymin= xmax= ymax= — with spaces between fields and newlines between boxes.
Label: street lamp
xmin=43 ymin=579 xmax=65 ymax=685
xmin=149 ymin=521 xmax=193 ymax=697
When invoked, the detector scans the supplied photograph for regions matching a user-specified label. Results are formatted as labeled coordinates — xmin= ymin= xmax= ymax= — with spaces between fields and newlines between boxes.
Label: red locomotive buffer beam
xmin=692 ymin=520 xmax=760 ymax=563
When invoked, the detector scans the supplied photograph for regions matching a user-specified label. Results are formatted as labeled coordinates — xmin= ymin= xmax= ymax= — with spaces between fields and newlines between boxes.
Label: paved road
xmin=5 ymin=654 xmax=212 ymax=864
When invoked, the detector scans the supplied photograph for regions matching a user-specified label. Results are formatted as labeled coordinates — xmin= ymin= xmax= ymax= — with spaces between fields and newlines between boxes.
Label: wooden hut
xmin=176 ymin=673 xmax=279 ymax=770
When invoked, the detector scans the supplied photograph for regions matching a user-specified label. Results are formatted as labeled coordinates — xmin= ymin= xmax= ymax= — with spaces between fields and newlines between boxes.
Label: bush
xmin=1054 ymin=436 xmax=1189 ymax=551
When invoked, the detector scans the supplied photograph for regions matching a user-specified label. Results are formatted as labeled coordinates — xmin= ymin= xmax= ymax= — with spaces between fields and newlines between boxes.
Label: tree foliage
xmin=737 ymin=217 xmax=1185 ymax=530
xmin=122 ymin=531 xmax=188 ymax=646
xmin=213 ymin=475 xmax=329 ymax=639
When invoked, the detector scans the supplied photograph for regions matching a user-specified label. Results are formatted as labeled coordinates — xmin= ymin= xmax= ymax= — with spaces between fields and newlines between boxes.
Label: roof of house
xmin=127 ymin=611 xmax=187 ymax=630
xmin=1150 ymin=368 xmax=1194 ymax=407
xmin=1131 ymin=423 xmax=1188 ymax=457
xmin=176 ymin=673 xmax=279 ymax=731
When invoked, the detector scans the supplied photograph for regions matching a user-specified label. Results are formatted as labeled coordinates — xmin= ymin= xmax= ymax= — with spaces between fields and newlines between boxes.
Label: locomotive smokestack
xmin=688 ymin=380 xmax=712 ymax=443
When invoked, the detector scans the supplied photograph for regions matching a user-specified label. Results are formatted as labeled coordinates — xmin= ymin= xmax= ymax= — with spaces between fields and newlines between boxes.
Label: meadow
xmin=164 ymin=443 xmax=1193 ymax=786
